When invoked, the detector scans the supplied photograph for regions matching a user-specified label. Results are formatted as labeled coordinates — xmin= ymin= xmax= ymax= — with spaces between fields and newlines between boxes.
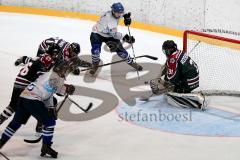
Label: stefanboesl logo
xmin=116 ymin=96 xmax=240 ymax=137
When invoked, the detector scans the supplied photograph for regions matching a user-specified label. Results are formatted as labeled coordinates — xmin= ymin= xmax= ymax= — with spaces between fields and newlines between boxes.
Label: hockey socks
xmin=0 ymin=121 xmax=21 ymax=149
xmin=0 ymin=106 xmax=15 ymax=125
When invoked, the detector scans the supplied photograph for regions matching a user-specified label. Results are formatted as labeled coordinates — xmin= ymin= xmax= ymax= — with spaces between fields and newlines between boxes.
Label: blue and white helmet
xmin=111 ymin=2 xmax=124 ymax=13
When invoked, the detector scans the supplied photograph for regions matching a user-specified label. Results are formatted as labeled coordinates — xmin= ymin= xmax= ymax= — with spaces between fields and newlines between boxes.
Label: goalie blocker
xmin=147 ymin=40 xmax=205 ymax=110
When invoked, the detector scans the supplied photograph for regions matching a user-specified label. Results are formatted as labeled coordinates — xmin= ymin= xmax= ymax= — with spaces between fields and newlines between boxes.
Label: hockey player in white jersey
xmin=89 ymin=2 xmax=143 ymax=75
xmin=0 ymin=58 xmax=78 ymax=158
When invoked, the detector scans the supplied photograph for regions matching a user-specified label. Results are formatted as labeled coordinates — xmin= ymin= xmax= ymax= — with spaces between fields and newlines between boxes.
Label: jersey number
xmin=20 ymin=62 xmax=33 ymax=76
xmin=27 ymin=83 xmax=35 ymax=91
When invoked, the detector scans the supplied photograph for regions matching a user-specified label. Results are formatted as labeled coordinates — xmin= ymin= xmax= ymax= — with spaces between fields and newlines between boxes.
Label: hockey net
xmin=183 ymin=30 xmax=240 ymax=96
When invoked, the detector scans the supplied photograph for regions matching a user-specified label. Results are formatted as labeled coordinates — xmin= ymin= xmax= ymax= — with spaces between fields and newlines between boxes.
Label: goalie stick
xmin=139 ymin=93 xmax=154 ymax=102
xmin=24 ymin=95 xmax=93 ymax=144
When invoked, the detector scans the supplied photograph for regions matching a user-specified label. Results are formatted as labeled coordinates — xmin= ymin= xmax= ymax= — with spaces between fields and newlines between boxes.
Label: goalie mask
xmin=162 ymin=40 xmax=177 ymax=56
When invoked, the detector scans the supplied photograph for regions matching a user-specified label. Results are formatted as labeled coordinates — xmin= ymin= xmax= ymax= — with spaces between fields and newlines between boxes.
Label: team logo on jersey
xmin=167 ymin=53 xmax=180 ymax=80
xmin=169 ymin=58 xmax=175 ymax=63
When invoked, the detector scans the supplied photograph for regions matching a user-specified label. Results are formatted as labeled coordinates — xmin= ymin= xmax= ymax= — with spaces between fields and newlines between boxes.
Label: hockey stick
xmin=127 ymin=23 xmax=140 ymax=79
xmin=80 ymin=55 xmax=158 ymax=72
xmin=24 ymin=95 xmax=93 ymax=144
xmin=56 ymin=94 xmax=69 ymax=113
xmin=24 ymin=95 xmax=69 ymax=144
xmin=0 ymin=152 xmax=10 ymax=160
xmin=67 ymin=97 xmax=93 ymax=113
xmin=23 ymin=133 xmax=42 ymax=144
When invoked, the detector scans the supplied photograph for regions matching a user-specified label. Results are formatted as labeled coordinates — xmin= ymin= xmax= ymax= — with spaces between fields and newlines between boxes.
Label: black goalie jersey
xmin=165 ymin=50 xmax=199 ymax=93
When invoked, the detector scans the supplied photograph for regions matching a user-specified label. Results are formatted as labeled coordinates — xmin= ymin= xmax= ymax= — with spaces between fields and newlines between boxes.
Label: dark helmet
xmin=111 ymin=2 xmax=124 ymax=13
xmin=162 ymin=40 xmax=178 ymax=56
xmin=47 ymin=43 xmax=60 ymax=56
xmin=69 ymin=42 xmax=81 ymax=55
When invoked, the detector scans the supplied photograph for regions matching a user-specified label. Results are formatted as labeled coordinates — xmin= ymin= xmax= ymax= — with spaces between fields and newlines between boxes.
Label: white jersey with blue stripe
xmin=20 ymin=72 xmax=66 ymax=107
xmin=92 ymin=11 xmax=123 ymax=40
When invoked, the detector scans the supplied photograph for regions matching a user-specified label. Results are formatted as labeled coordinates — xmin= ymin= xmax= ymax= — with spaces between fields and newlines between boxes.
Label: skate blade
xmin=40 ymin=152 xmax=46 ymax=157
xmin=40 ymin=152 xmax=58 ymax=159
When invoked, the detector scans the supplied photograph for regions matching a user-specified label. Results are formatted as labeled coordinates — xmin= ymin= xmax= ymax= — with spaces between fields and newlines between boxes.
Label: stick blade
xmin=139 ymin=96 xmax=150 ymax=101
xmin=24 ymin=136 xmax=42 ymax=144
xmin=143 ymin=55 xmax=158 ymax=60
xmin=85 ymin=103 xmax=93 ymax=112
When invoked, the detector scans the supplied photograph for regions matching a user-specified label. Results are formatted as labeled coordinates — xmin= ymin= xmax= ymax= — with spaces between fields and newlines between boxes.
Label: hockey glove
xmin=72 ymin=68 xmax=80 ymax=75
xmin=65 ymin=84 xmax=75 ymax=95
xmin=123 ymin=12 xmax=132 ymax=26
xmin=123 ymin=34 xmax=135 ymax=44
xmin=47 ymin=43 xmax=60 ymax=56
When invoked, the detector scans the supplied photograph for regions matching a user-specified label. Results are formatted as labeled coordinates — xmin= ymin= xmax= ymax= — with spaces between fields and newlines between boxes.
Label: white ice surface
xmin=0 ymin=12 xmax=240 ymax=160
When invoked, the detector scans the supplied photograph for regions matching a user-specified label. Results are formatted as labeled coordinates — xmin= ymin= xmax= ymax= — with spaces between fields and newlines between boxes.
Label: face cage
xmin=162 ymin=49 xmax=171 ymax=56
xmin=112 ymin=11 xmax=124 ymax=19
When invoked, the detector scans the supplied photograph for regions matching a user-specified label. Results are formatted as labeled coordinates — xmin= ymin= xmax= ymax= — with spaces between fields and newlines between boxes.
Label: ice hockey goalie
xmin=149 ymin=40 xmax=206 ymax=110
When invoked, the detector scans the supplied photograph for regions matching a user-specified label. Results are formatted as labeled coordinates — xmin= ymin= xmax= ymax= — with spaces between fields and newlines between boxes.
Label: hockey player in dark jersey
xmin=149 ymin=40 xmax=205 ymax=109
xmin=0 ymin=54 xmax=54 ymax=125
xmin=14 ymin=37 xmax=91 ymax=75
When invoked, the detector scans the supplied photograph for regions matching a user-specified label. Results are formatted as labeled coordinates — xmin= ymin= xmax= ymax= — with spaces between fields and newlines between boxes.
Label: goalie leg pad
xmin=166 ymin=92 xmax=206 ymax=110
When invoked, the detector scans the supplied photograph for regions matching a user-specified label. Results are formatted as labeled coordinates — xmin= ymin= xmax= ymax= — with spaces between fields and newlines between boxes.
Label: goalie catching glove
xmin=150 ymin=78 xmax=174 ymax=95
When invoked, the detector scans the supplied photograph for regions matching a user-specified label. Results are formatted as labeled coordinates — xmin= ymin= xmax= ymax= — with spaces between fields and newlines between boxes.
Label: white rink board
xmin=1 ymin=0 xmax=240 ymax=31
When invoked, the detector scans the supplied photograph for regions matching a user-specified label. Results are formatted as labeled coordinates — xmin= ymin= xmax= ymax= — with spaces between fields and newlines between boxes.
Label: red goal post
xmin=183 ymin=30 xmax=240 ymax=96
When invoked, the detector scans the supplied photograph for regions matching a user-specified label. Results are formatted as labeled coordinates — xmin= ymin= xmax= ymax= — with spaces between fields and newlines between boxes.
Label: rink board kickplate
xmin=116 ymin=95 xmax=240 ymax=137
